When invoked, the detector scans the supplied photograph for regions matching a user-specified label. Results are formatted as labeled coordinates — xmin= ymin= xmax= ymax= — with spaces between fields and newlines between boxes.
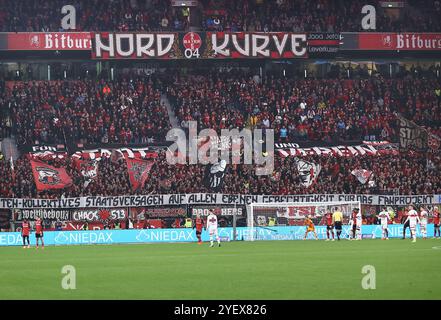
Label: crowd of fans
xmin=201 ymin=0 xmax=441 ymax=32
xmin=3 ymin=69 xmax=439 ymax=147
xmin=167 ymin=70 xmax=441 ymax=142
xmin=3 ymin=78 xmax=170 ymax=145
xmin=0 ymin=146 xmax=440 ymax=200
xmin=0 ymin=0 xmax=440 ymax=33
xmin=0 ymin=68 xmax=440 ymax=200
xmin=0 ymin=0 xmax=189 ymax=32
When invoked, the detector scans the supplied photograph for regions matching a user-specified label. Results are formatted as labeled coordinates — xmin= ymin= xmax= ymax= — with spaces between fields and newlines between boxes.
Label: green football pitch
xmin=0 ymin=239 xmax=440 ymax=300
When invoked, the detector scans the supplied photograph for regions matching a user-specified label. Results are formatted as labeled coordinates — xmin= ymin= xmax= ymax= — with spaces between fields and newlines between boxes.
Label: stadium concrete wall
xmin=0 ymin=224 xmax=434 ymax=246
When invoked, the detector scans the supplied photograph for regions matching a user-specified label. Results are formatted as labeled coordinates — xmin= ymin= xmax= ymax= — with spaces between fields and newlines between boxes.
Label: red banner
xmin=5 ymin=32 xmax=92 ymax=51
xmin=92 ymin=32 xmax=308 ymax=59
xmin=30 ymin=160 xmax=73 ymax=191
xmin=126 ymin=158 xmax=155 ymax=191
xmin=341 ymin=32 xmax=441 ymax=51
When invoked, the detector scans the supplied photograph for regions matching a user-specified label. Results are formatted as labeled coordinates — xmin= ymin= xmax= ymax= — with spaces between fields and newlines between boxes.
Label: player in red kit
xmin=325 ymin=212 xmax=334 ymax=241
xmin=35 ymin=217 xmax=44 ymax=249
xmin=194 ymin=213 xmax=204 ymax=244
xmin=21 ymin=219 xmax=31 ymax=248
xmin=433 ymin=207 xmax=440 ymax=238
xmin=349 ymin=209 xmax=358 ymax=240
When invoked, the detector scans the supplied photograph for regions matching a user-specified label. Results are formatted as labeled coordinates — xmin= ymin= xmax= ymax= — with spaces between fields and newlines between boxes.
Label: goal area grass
xmin=0 ymin=239 xmax=440 ymax=300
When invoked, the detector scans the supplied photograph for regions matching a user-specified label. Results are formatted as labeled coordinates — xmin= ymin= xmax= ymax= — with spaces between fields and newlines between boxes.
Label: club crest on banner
xmin=295 ymin=159 xmax=321 ymax=187
xmin=428 ymin=134 xmax=440 ymax=152
xmin=35 ymin=166 xmax=61 ymax=185
xmin=130 ymin=162 xmax=150 ymax=182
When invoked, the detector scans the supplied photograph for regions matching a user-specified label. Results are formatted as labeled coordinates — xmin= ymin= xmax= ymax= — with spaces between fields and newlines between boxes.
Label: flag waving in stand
xmin=126 ymin=158 xmax=155 ymax=191
xmin=30 ymin=159 xmax=73 ymax=191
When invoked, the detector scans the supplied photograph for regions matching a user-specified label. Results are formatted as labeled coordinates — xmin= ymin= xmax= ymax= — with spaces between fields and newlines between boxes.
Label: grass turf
xmin=0 ymin=239 xmax=440 ymax=300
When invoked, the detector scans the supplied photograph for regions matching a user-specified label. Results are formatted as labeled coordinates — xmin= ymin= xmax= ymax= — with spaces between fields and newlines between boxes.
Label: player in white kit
xmin=206 ymin=211 xmax=221 ymax=247
xmin=378 ymin=207 xmax=390 ymax=240
xmin=419 ymin=207 xmax=428 ymax=239
xmin=404 ymin=205 xmax=420 ymax=243
xmin=355 ymin=208 xmax=362 ymax=240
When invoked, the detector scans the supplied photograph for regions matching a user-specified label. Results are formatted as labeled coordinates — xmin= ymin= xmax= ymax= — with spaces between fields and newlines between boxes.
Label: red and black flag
xmin=126 ymin=158 xmax=155 ymax=191
xmin=30 ymin=160 xmax=73 ymax=191
xmin=72 ymin=158 xmax=99 ymax=188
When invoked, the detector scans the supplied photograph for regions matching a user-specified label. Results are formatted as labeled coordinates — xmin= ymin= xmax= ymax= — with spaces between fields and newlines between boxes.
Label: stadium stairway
xmin=1 ymin=137 xmax=19 ymax=162
xmin=161 ymin=93 xmax=180 ymax=128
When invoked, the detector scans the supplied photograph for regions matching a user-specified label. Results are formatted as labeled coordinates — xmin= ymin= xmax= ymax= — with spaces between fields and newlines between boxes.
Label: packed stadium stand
xmin=1 ymin=0 xmax=441 ymax=32
xmin=0 ymin=0 xmax=440 ymax=233
xmin=5 ymin=79 xmax=170 ymax=145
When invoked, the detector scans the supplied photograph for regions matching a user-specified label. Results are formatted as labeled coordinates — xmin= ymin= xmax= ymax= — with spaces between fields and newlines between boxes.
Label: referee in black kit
xmin=401 ymin=207 xmax=411 ymax=239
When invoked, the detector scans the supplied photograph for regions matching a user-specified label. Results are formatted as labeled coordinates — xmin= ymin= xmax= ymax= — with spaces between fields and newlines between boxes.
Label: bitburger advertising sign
xmin=340 ymin=32 xmax=441 ymax=51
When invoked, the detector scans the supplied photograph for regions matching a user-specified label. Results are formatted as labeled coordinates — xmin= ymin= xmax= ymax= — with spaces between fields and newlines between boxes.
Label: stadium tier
xmin=0 ymin=1 xmax=439 ymax=241
xmin=1 ymin=0 xmax=441 ymax=303
xmin=1 ymin=0 xmax=441 ymax=32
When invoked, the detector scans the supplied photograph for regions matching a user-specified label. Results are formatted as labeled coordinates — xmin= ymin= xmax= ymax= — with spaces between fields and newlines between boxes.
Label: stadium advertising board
xmin=307 ymin=32 xmax=340 ymax=54
xmin=92 ymin=32 xmax=308 ymax=59
xmin=130 ymin=207 xmax=186 ymax=218
xmin=0 ymin=193 xmax=438 ymax=209
xmin=191 ymin=206 xmax=244 ymax=217
xmin=3 ymin=32 xmax=441 ymax=54
xmin=14 ymin=208 xmax=127 ymax=221
xmin=341 ymin=32 xmax=441 ymax=51
xmin=0 ymin=224 xmax=434 ymax=246
xmin=1 ymin=32 xmax=308 ymax=58
xmin=0 ymin=32 xmax=92 ymax=51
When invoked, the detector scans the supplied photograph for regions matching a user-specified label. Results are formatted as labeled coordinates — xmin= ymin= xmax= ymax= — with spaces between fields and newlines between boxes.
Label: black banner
xmin=398 ymin=115 xmax=428 ymax=151
xmin=307 ymin=32 xmax=340 ymax=54
xmin=15 ymin=208 xmax=71 ymax=221
xmin=130 ymin=207 xmax=187 ymax=219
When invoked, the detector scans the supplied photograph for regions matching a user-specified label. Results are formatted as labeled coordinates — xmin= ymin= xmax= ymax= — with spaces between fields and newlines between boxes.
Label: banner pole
xmin=233 ymin=202 xmax=237 ymax=241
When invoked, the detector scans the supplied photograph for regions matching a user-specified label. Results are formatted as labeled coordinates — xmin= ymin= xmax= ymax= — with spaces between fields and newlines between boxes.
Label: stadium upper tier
xmin=0 ymin=70 xmax=440 ymax=198
xmin=168 ymin=72 xmax=441 ymax=142
xmin=5 ymin=78 xmax=171 ymax=145
xmin=0 ymin=0 xmax=440 ymax=33
xmin=3 ymin=71 xmax=440 ymax=145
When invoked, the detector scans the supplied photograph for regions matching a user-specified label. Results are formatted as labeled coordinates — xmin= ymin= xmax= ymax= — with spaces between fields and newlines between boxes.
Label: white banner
xmin=277 ymin=142 xmax=399 ymax=157
xmin=0 ymin=193 xmax=439 ymax=209
xmin=296 ymin=159 xmax=321 ymax=187
xmin=351 ymin=169 xmax=373 ymax=184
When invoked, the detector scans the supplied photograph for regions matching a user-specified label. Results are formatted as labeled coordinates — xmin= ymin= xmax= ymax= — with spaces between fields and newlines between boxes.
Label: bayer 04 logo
xmin=182 ymin=32 xmax=202 ymax=59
